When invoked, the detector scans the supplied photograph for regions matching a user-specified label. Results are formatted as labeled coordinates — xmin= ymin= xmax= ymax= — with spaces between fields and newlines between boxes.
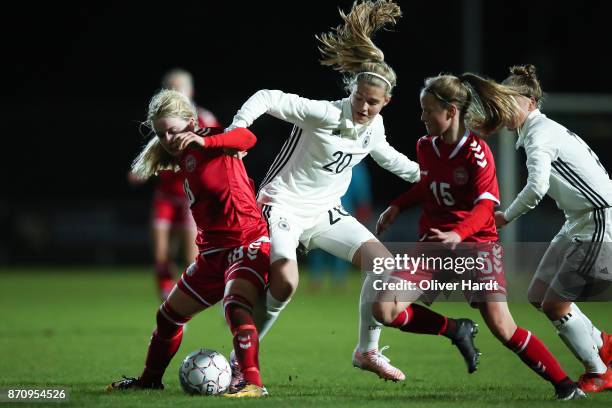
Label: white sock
xmin=254 ymin=290 xmax=290 ymax=341
xmin=357 ymin=272 xmax=382 ymax=353
xmin=570 ymin=303 xmax=603 ymax=349
xmin=554 ymin=311 xmax=607 ymax=374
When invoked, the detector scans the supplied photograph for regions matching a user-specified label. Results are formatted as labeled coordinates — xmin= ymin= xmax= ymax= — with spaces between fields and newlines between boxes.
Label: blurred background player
xmin=496 ymin=64 xmax=612 ymax=393
xmin=307 ymin=161 xmax=373 ymax=291
xmin=110 ymin=89 xmax=269 ymax=397
xmin=130 ymin=68 xmax=220 ymax=300
xmin=375 ymin=73 xmax=585 ymax=400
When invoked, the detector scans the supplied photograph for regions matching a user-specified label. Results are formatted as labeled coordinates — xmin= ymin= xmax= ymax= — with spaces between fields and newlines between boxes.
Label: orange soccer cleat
xmin=578 ymin=368 xmax=612 ymax=393
xmin=598 ymin=332 xmax=612 ymax=367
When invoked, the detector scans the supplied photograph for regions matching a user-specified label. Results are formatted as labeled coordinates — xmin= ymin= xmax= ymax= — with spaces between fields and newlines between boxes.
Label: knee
xmin=272 ymin=275 xmax=298 ymax=300
xmin=372 ymin=302 xmax=399 ymax=326
xmin=541 ymin=301 xmax=567 ymax=321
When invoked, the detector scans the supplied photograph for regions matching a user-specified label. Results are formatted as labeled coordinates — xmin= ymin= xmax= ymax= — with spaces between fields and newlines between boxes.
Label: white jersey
xmin=230 ymin=90 xmax=420 ymax=218
xmin=504 ymin=109 xmax=612 ymax=222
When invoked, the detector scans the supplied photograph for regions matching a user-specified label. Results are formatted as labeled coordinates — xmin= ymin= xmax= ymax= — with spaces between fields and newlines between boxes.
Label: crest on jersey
xmin=278 ymin=220 xmax=290 ymax=231
xmin=453 ymin=166 xmax=469 ymax=185
xmin=362 ymin=134 xmax=371 ymax=148
xmin=185 ymin=155 xmax=196 ymax=172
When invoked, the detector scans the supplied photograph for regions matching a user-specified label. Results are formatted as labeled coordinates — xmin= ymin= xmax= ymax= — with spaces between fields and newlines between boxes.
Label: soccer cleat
xmin=222 ymin=383 xmax=268 ymax=398
xmin=448 ymin=319 xmax=480 ymax=373
xmin=352 ymin=346 xmax=406 ymax=382
xmin=555 ymin=380 xmax=587 ymax=401
xmin=578 ymin=369 xmax=612 ymax=393
xmin=598 ymin=332 xmax=612 ymax=367
xmin=228 ymin=350 xmax=244 ymax=393
xmin=106 ymin=376 xmax=164 ymax=392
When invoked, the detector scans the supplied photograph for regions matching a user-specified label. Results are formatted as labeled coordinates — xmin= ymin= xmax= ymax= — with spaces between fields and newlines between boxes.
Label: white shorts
xmin=533 ymin=207 xmax=612 ymax=301
xmin=260 ymin=204 xmax=376 ymax=264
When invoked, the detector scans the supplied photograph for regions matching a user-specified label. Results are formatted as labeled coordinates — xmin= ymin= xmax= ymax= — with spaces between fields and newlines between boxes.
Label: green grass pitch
xmin=1 ymin=268 xmax=611 ymax=407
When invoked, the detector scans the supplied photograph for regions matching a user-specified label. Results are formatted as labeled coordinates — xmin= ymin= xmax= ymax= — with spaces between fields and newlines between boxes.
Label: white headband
xmin=357 ymin=71 xmax=392 ymax=89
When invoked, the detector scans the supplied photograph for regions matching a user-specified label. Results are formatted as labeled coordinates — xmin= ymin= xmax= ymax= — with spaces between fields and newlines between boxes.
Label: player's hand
xmin=427 ymin=228 xmax=462 ymax=249
xmin=494 ymin=211 xmax=508 ymax=229
xmin=376 ymin=205 xmax=400 ymax=236
xmin=175 ymin=131 xmax=205 ymax=151
xmin=223 ymin=148 xmax=248 ymax=159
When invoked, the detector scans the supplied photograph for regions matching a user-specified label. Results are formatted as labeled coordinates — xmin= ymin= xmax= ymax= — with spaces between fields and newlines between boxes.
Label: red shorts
xmin=152 ymin=193 xmax=195 ymax=229
xmin=391 ymin=242 xmax=507 ymax=306
xmin=177 ymin=237 xmax=270 ymax=307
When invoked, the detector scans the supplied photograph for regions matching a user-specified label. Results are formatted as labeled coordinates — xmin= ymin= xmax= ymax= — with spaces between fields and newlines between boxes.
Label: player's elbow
xmin=230 ymin=127 xmax=257 ymax=150
xmin=530 ymin=180 xmax=549 ymax=199
xmin=244 ymin=130 xmax=257 ymax=149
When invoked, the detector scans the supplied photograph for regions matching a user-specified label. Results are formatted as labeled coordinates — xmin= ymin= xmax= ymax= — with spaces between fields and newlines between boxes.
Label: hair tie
xmin=357 ymin=71 xmax=392 ymax=89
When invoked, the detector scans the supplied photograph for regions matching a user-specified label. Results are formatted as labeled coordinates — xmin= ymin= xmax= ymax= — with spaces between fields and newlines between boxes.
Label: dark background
xmin=4 ymin=0 xmax=612 ymax=264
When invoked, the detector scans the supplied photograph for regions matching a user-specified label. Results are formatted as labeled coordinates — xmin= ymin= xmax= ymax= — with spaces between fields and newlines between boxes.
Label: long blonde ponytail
xmin=316 ymin=0 xmax=401 ymax=95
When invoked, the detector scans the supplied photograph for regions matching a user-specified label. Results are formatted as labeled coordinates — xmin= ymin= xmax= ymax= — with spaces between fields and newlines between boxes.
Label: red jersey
xmin=180 ymin=127 xmax=268 ymax=251
xmin=411 ymin=132 xmax=499 ymax=242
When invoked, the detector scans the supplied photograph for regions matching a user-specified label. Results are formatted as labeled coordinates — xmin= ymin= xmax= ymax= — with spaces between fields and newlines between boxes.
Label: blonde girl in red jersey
xmin=109 ymin=90 xmax=269 ymax=397
xmin=131 ymin=68 xmax=221 ymax=300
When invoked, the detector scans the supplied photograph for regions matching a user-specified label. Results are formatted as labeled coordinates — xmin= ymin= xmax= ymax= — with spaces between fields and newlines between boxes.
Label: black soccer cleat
xmin=106 ymin=375 xmax=164 ymax=392
xmin=449 ymin=319 xmax=481 ymax=374
xmin=554 ymin=380 xmax=586 ymax=401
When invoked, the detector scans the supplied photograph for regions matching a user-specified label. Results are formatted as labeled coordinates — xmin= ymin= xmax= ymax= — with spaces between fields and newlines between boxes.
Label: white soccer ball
xmin=179 ymin=349 xmax=232 ymax=395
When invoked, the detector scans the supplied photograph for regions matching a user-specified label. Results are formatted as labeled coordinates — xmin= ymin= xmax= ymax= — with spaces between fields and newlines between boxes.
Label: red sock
xmin=224 ymin=294 xmax=262 ymax=387
xmin=505 ymin=326 xmax=568 ymax=385
xmin=139 ymin=302 xmax=191 ymax=385
xmin=388 ymin=304 xmax=452 ymax=336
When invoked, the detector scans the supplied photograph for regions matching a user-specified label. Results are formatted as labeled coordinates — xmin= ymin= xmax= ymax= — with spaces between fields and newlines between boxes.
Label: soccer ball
xmin=179 ymin=349 xmax=232 ymax=395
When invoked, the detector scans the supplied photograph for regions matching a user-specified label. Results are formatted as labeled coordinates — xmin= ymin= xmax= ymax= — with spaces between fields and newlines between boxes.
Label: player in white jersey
xmin=227 ymin=0 xmax=477 ymax=382
xmin=495 ymin=65 xmax=612 ymax=393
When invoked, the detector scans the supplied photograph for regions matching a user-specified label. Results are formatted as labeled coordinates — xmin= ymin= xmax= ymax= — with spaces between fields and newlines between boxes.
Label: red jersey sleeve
xmin=197 ymin=127 xmax=257 ymax=150
xmin=469 ymin=137 xmax=500 ymax=206
xmin=391 ymin=181 xmax=425 ymax=211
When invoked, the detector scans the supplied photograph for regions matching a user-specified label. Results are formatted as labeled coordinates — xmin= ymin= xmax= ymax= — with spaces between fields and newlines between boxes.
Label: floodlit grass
xmin=1 ymin=267 xmax=610 ymax=407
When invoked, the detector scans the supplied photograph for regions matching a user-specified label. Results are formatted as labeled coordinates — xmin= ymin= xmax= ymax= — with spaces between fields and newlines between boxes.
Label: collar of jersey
xmin=515 ymin=109 xmax=543 ymax=149
xmin=431 ymin=129 xmax=469 ymax=159
xmin=339 ymin=98 xmax=368 ymax=139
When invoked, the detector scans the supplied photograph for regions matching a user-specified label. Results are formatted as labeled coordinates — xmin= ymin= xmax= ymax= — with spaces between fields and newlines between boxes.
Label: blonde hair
xmin=316 ymin=0 xmax=401 ymax=96
xmin=422 ymin=73 xmax=521 ymax=135
xmin=131 ymin=89 xmax=197 ymax=179
xmin=502 ymin=64 xmax=544 ymax=109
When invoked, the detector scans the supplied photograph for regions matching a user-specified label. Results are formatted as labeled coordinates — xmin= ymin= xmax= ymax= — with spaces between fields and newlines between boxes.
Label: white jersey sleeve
xmin=230 ymin=89 xmax=329 ymax=129
xmin=504 ymin=118 xmax=559 ymax=222
xmin=369 ymin=136 xmax=420 ymax=183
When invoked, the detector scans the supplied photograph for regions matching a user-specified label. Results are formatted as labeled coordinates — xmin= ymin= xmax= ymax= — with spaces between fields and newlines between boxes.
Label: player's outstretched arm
xmin=503 ymin=132 xmax=555 ymax=222
xmin=230 ymin=89 xmax=328 ymax=130
xmin=204 ymin=128 xmax=257 ymax=151
xmin=369 ymin=138 xmax=420 ymax=183
xmin=376 ymin=205 xmax=400 ymax=236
